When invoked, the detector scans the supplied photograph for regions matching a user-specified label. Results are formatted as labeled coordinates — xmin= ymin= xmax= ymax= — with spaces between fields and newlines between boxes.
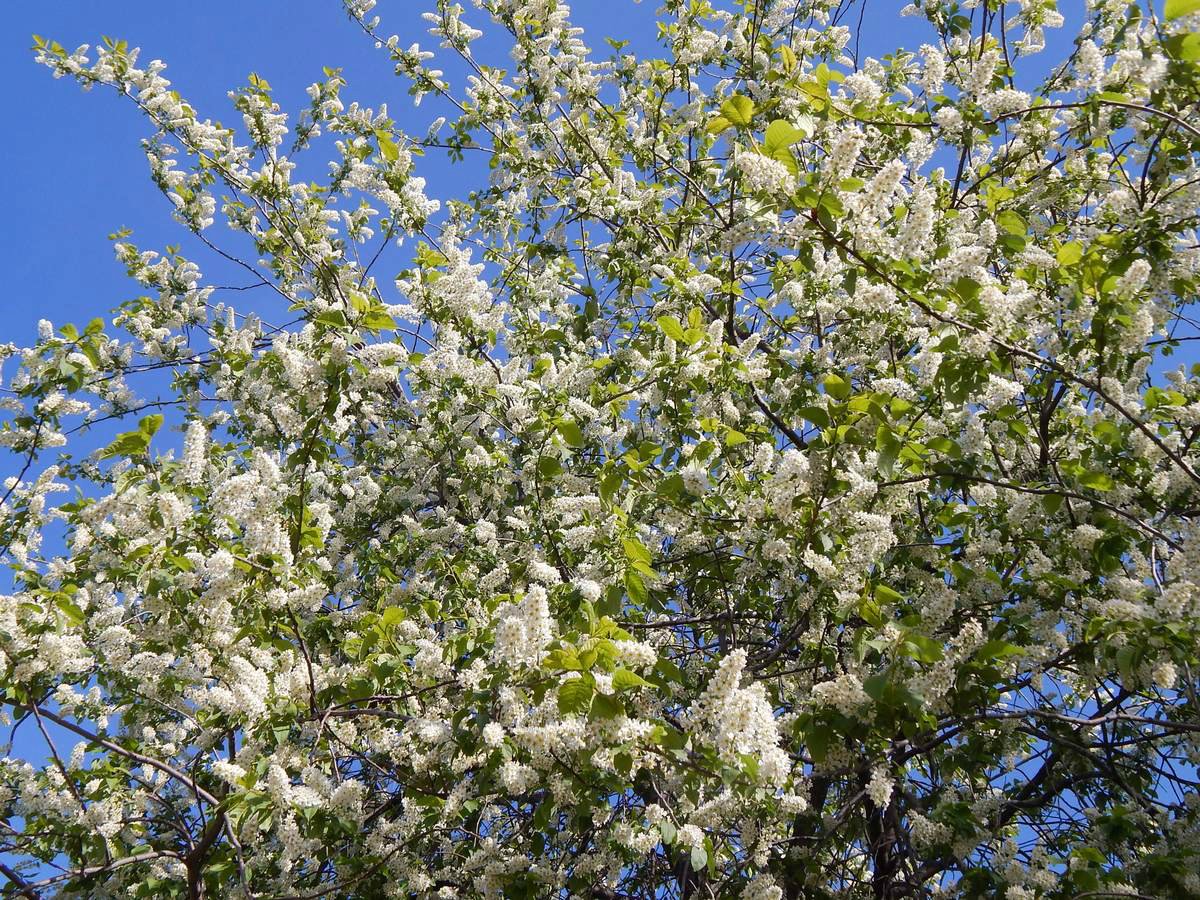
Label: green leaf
xmin=98 ymin=432 xmax=148 ymax=460
xmin=798 ymin=405 xmax=830 ymax=428
xmin=1056 ymin=241 xmax=1083 ymax=266
xmin=375 ymin=129 xmax=399 ymax=162
xmin=976 ymin=640 xmax=1024 ymax=661
xmin=315 ymin=309 xmax=348 ymax=328
xmin=926 ymin=436 xmax=961 ymax=457
xmin=532 ymin=797 xmax=554 ymax=829
xmin=622 ymin=538 xmax=653 ymax=567
xmin=558 ymin=419 xmax=586 ymax=448
xmin=723 ymin=428 xmax=748 ymax=447
xmin=862 ymin=672 xmax=889 ymax=702
xmin=612 ymin=668 xmax=652 ymax=691
xmin=557 ymin=678 xmax=592 ymax=715
xmin=823 ymin=373 xmax=851 ymax=400
xmin=876 ymin=425 xmax=901 ymax=477
xmin=901 ymin=632 xmax=945 ymax=663
xmin=806 ymin=725 xmax=830 ymax=763
xmin=762 ymin=121 xmax=805 ymax=174
xmin=873 ymin=584 xmax=903 ymax=606
xmin=859 ymin=595 xmax=885 ymax=629
xmin=996 ymin=210 xmax=1026 ymax=235
xmin=690 ymin=846 xmax=708 ymax=872
xmin=590 ymin=691 xmax=624 ymax=719
xmin=600 ymin=470 xmax=623 ymax=505
xmin=763 ymin=119 xmax=806 ymax=155
xmin=655 ymin=657 xmax=684 ymax=684
xmin=98 ymin=414 xmax=163 ymax=460
xmin=720 ymin=94 xmax=755 ymax=128
xmin=624 ymin=568 xmax=649 ymax=604
xmin=139 ymin=414 xmax=164 ymax=437
xmin=1079 ymin=470 xmax=1115 ymax=491
xmin=1165 ymin=32 xmax=1200 ymax=61
xmin=705 ymin=116 xmax=732 ymax=135
xmin=56 ymin=596 xmax=86 ymax=626
xmin=1166 ymin=0 xmax=1200 ymax=20
xmin=657 ymin=315 xmax=685 ymax=342
xmin=543 ymin=648 xmax=582 ymax=671
xmin=360 ymin=309 xmax=396 ymax=332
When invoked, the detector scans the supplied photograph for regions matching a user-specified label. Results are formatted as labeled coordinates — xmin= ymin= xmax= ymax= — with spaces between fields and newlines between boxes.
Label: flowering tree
xmin=3 ymin=0 xmax=1200 ymax=896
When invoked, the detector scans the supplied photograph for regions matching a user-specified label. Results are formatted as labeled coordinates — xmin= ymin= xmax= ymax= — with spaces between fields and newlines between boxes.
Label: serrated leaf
xmin=705 ymin=115 xmax=732 ymax=134
xmin=1056 ymin=241 xmax=1083 ymax=266
xmin=375 ymin=129 xmax=399 ymax=162
xmin=763 ymin=119 xmax=805 ymax=155
xmin=859 ymin=595 xmax=885 ymax=629
xmin=1166 ymin=0 xmax=1200 ymax=20
xmin=1165 ymin=32 xmax=1200 ymax=60
xmin=862 ymin=672 xmax=888 ymax=701
xmin=56 ymin=596 xmax=86 ymax=626
xmin=723 ymin=428 xmax=748 ymax=447
xmin=590 ymin=692 xmax=623 ymax=719
xmin=622 ymin=538 xmax=653 ymax=566
xmin=612 ymin=668 xmax=652 ymax=691
xmin=557 ymin=678 xmax=592 ymax=715
xmin=976 ymin=640 xmax=1024 ymax=661
xmin=807 ymin=725 xmax=830 ymax=763
xmin=315 ymin=309 xmax=348 ymax=328
xmin=874 ymin=584 xmax=903 ymax=605
xmin=798 ymin=405 xmax=830 ymax=428
xmin=655 ymin=657 xmax=684 ymax=683
xmin=720 ymin=94 xmax=755 ymax=127
xmin=558 ymin=419 xmax=586 ymax=448
xmin=901 ymin=632 xmax=945 ymax=663
xmin=139 ymin=413 xmax=164 ymax=437
xmin=624 ymin=568 xmax=649 ymax=604
xmin=996 ymin=210 xmax=1026 ymax=235
xmin=361 ymin=309 xmax=395 ymax=332
xmin=99 ymin=414 xmax=162 ymax=460
xmin=823 ymin=373 xmax=851 ymax=400
xmin=1079 ymin=470 xmax=1115 ymax=491
xmin=532 ymin=797 xmax=554 ymax=829
xmin=657 ymin=315 xmax=685 ymax=341
xmin=600 ymin=470 xmax=623 ymax=504
xmin=543 ymin=648 xmax=582 ymax=671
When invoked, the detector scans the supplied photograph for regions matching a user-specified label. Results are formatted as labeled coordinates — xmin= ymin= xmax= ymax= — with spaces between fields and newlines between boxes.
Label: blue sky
xmin=0 ymin=1 xmax=656 ymax=348
xmin=0 ymin=0 xmax=965 ymax=351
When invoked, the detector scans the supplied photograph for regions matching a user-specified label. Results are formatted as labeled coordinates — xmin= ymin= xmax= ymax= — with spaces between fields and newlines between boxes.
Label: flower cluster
xmin=4 ymin=1 xmax=1200 ymax=897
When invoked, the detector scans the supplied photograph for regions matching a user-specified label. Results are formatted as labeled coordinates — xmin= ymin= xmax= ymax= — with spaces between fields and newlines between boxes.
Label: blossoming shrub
xmin=3 ymin=0 xmax=1200 ymax=896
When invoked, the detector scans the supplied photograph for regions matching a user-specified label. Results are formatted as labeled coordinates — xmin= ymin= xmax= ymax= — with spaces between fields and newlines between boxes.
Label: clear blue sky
xmin=0 ymin=0 xmax=974 ymax=351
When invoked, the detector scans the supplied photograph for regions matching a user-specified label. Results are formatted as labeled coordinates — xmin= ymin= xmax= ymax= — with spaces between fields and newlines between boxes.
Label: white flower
xmin=1152 ymin=661 xmax=1177 ymax=689
xmin=482 ymin=722 xmax=505 ymax=747
xmin=867 ymin=767 xmax=894 ymax=808
xmin=575 ymin=578 xmax=602 ymax=602
xmin=734 ymin=152 xmax=795 ymax=195
xmin=681 ymin=459 xmax=710 ymax=495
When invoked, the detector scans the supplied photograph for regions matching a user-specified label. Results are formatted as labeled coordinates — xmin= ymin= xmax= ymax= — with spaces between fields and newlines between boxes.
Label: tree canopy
xmin=4 ymin=0 xmax=1200 ymax=897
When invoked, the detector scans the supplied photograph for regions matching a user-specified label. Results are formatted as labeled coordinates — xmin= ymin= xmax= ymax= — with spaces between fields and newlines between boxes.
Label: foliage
xmin=4 ymin=0 xmax=1200 ymax=897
